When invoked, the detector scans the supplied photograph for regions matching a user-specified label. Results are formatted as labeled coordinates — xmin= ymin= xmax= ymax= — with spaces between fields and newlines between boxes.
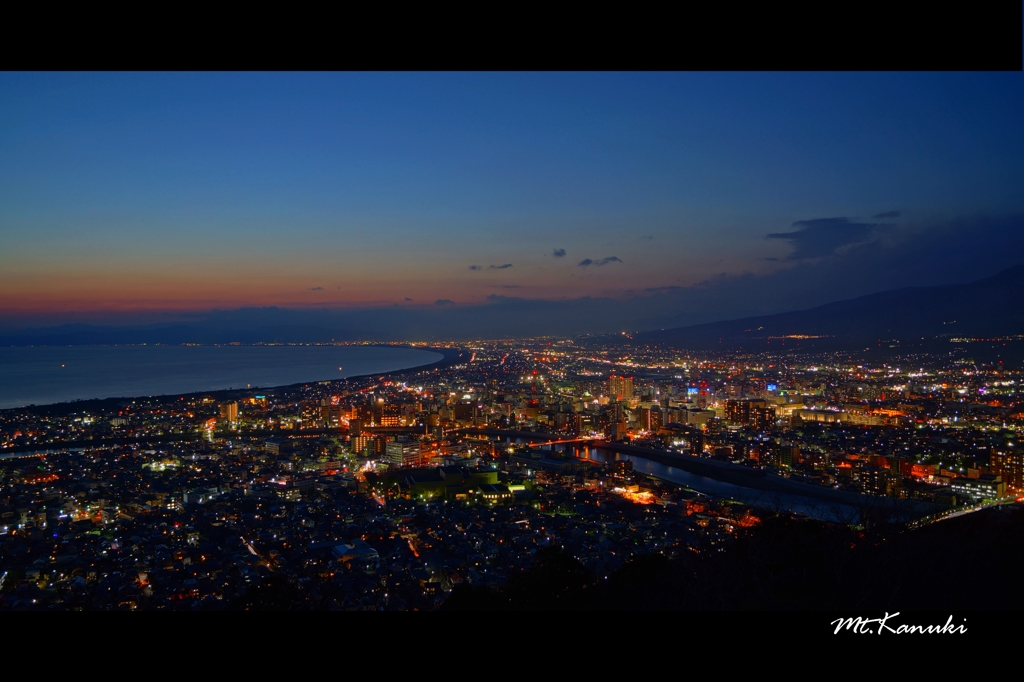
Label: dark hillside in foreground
xmin=442 ymin=504 xmax=1024 ymax=611
xmin=638 ymin=264 xmax=1024 ymax=351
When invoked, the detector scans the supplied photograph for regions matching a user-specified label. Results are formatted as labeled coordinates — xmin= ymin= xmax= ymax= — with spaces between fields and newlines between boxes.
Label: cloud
xmin=495 ymin=285 xmax=520 ymax=289
xmin=404 ymin=297 xmax=413 ymax=301
xmin=552 ymin=248 xmax=566 ymax=258
xmin=579 ymin=256 xmax=623 ymax=267
xmin=689 ymin=272 xmax=729 ymax=288
xmin=766 ymin=217 xmax=879 ymax=260
xmin=435 ymin=299 xmax=455 ymax=306
xmin=873 ymin=210 xmax=901 ymax=219
xmin=309 ymin=287 xmax=324 ymax=291
xmin=489 ymin=263 xmax=513 ymax=269
xmin=643 ymin=285 xmax=684 ymax=293
xmin=469 ymin=265 xmax=483 ymax=271
xmin=17 ymin=213 xmax=1022 ymax=344
xmin=640 ymin=235 xmax=654 ymax=241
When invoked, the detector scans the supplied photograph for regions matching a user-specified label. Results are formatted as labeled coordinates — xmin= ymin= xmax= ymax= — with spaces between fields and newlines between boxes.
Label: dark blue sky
xmin=2 ymin=72 xmax=1023 ymax=335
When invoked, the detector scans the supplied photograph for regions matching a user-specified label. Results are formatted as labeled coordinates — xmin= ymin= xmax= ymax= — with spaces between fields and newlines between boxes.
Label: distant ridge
xmin=638 ymin=264 xmax=1024 ymax=350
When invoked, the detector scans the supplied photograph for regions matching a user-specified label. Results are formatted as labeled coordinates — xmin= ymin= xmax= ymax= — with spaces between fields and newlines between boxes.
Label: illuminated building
xmin=990 ymin=451 xmax=1023 ymax=492
xmin=860 ymin=467 xmax=893 ymax=496
xmin=638 ymin=405 xmax=663 ymax=431
xmin=352 ymin=435 xmax=373 ymax=456
xmin=671 ymin=407 xmax=714 ymax=427
xmin=380 ymin=403 xmax=402 ymax=427
xmin=572 ymin=412 xmax=595 ymax=433
xmin=219 ymin=402 xmax=239 ymax=422
xmin=320 ymin=404 xmax=342 ymax=426
xmin=385 ymin=438 xmax=423 ymax=468
xmin=638 ymin=407 xmax=652 ymax=431
xmin=612 ymin=460 xmax=633 ymax=474
xmin=750 ymin=406 xmax=776 ymax=431
xmin=609 ymin=375 xmax=634 ymax=401
xmin=949 ymin=475 xmax=1005 ymax=502
xmin=479 ymin=484 xmax=513 ymax=503
xmin=607 ymin=420 xmax=628 ymax=439
xmin=725 ymin=399 xmax=775 ymax=430
xmin=762 ymin=443 xmax=798 ymax=468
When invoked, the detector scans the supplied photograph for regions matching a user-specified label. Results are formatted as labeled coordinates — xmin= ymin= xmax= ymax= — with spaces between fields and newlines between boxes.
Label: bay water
xmin=0 ymin=345 xmax=442 ymax=409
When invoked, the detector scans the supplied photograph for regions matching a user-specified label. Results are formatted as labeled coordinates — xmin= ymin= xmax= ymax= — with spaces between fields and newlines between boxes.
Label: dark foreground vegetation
xmin=441 ymin=504 xmax=1024 ymax=611
xmin=37 ymin=503 xmax=1018 ymax=612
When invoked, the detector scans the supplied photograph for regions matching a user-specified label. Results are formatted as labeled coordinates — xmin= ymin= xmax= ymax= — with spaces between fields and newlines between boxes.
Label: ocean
xmin=0 ymin=345 xmax=442 ymax=409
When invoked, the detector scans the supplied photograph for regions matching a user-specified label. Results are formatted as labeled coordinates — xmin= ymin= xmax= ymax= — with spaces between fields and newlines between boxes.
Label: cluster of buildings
xmin=1 ymin=337 xmax=1022 ymax=609
xmin=0 ymin=439 xmax=753 ymax=610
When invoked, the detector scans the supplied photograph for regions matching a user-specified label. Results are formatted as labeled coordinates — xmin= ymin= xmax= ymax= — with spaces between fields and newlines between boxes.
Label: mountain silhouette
xmin=639 ymin=264 xmax=1024 ymax=350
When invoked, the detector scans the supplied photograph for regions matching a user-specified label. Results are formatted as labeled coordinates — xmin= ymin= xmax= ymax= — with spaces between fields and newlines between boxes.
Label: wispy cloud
xmin=435 ymin=299 xmax=455 ymax=306
xmin=470 ymin=263 xmax=513 ymax=271
xmin=767 ymin=217 xmax=879 ymax=260
xmin=309 ymin=286 xmax=324 ymax=291
xmin=873 ymin=210 xmax=901 ymax=219
xmin=579 ymin=256 xmax=623 ymax=267
xmin=27 ymin=214 xmax=1022 ymax=342
xmin=552 ymin=248 xmax=566 ymax=258
xmin=691 ymin=272 xmax=729 ymax=288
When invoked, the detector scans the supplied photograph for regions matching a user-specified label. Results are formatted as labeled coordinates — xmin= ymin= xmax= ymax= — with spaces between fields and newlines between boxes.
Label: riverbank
xmin=460 ymin=428 xmax=946 ymax=522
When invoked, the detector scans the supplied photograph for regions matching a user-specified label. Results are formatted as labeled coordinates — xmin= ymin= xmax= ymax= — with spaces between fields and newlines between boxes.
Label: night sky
xmin=3 ymin=72 xmax=1023 ymax=336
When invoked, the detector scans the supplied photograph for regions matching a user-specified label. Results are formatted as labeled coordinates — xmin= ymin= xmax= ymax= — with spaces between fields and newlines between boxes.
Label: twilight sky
xmin=2 ymin=72 xmax=1024 ymax=337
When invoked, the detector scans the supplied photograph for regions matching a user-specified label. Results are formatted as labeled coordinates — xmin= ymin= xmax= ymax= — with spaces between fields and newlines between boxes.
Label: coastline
xmin=1 ymin=344 xmax=468 ymax=415
xmin=340 ymin=344 xmax=469 ymax=382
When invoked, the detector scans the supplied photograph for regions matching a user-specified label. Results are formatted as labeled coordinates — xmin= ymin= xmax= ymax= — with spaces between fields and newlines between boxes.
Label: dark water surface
xmin=575 ymin=445 xmax=864 ymax=522
xmin=524 ymin=441 xmax=877 ymax=523
xmin=0 ymin=345 xmax=442 ymax=409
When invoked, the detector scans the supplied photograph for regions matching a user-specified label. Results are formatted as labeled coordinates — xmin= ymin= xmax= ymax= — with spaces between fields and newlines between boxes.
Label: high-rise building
xmin=351 ymin=435 xmax=372 ymax=456
xmin=638 ymin=406 xmax=663 ymax=431
xmin=990 ymin=450 xmax=1023 ymax=492
xmin=750 ymin=406 xmax=776 ymax=431
xmin=219 ymin=402 xmax=239 ymax=422
xmin=609 ymin=375 xmax=634 ymax=401
xmin=725 ymin=399 xmax=773 ymax=430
